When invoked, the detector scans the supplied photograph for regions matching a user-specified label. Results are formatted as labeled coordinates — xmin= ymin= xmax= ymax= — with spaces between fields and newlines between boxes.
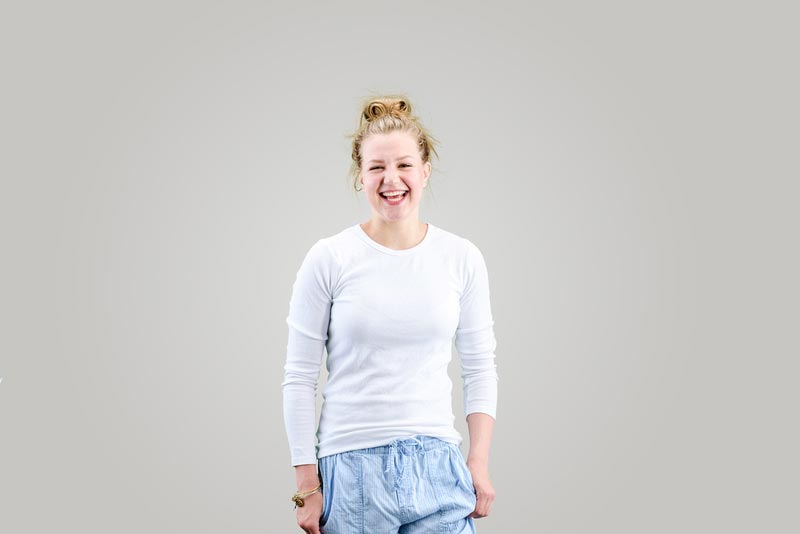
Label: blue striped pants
xmin=317 ymin=435 xmax=477 ymax=534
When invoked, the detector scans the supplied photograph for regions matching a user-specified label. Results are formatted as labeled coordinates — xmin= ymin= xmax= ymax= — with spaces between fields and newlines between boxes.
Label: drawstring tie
xmin=384 ymin=436 xmax=426 ymax=489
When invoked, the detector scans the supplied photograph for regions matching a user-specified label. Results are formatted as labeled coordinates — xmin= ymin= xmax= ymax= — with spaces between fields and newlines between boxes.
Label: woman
xmin=282 ymin=95 xmax=499 ymax=534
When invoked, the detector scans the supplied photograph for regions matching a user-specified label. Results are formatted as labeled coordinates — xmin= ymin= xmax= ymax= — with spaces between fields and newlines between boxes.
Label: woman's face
xmin=359 ymin=131 xmax=431 ymax=224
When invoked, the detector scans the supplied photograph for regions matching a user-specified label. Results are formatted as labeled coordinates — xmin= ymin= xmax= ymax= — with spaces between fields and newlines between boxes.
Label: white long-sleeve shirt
xmin=282 ymin=222 xmax=499 ymax=466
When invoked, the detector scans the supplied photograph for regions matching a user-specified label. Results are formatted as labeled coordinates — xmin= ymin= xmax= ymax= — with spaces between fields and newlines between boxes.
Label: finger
xmin=474 ymin=494 xmax=491 ymax=517
xmin=479 ymin=497 xmax=489 ymax=516
xmin=300 ymin=523 xmax=320 ymax=534
xmin=470 ymin=497 xmax=485 ymax=519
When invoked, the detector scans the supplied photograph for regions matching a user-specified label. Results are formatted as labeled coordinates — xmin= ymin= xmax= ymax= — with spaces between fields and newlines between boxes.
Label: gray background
xmin=1 ymin=1 xmax=797 ymax=533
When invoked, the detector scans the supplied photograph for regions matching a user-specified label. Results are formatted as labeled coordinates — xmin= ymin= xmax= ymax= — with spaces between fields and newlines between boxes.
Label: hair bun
xmin=362 ymin=97 xmax=412 ymax=123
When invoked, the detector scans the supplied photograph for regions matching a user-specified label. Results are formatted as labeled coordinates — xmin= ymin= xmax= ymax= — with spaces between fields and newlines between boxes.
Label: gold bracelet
xmin=291 ymin=482 xmax=322 ymax=509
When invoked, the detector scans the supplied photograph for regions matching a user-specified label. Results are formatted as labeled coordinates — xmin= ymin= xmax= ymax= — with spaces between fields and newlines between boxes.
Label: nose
xmin=383 ymin=167 xmax=403 ymax=185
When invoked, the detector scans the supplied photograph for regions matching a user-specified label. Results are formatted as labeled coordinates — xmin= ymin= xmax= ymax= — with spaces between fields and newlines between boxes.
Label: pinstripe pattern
xmin=317 ymin=435 xmax=477 ymax=534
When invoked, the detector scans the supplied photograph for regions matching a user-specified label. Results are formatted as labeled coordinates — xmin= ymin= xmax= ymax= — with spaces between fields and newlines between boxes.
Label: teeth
xmin=382 ymin=191 xmax=406 ymax=197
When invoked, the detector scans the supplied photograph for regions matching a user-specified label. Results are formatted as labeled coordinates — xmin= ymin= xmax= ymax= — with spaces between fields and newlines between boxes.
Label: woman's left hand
xmin=466 ymin=459 xmax=495 ymax=518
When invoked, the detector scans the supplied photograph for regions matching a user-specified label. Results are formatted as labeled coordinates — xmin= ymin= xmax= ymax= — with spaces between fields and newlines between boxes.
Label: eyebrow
xmin=367 ymin=155 xmax=414 ymax=164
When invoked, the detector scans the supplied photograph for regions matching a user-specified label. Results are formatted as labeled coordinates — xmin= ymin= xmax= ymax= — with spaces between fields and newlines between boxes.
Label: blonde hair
xmin=348 ymin=93 xmax=440 ymax=193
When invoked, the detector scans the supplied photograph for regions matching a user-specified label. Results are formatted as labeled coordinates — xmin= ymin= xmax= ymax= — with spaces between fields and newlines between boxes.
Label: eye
xmin=368 ymin=164 xmax=411 ymax=170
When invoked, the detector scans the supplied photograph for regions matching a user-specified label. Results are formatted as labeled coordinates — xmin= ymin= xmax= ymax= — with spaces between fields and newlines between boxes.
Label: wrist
xmin=466 ymin=456 xmax=489 ymax=468
xmin=290 ymin=481 xmax=322 ymax=509
xmin=294 ymin=463 xmax=320 ymax=490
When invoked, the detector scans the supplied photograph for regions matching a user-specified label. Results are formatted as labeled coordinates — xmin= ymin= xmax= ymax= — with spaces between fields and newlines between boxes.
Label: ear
xmin=423 ymin=161 xmax=431 ymax=180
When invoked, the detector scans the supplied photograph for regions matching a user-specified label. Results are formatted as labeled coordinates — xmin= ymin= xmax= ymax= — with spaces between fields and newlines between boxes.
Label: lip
xmin=380 ymin=190 xmax=408 ymax=205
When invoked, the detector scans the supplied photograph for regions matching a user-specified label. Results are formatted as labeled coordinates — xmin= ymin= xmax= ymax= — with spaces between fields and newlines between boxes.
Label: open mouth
xmin=380 ymin=191 xmax=408 ymax=204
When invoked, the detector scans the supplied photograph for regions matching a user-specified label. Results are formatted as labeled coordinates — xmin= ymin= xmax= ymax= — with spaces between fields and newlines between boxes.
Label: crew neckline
xmin=354 ymin=222 xmax=435 ymax=256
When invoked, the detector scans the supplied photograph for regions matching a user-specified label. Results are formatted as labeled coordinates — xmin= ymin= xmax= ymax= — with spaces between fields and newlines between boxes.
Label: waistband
xmin=350 ymin=435 xmax=455 ymax=455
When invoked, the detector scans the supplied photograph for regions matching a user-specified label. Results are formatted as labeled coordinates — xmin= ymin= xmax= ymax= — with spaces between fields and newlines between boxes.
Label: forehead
xmin=361 ymin=131 xmax=419 ymax=160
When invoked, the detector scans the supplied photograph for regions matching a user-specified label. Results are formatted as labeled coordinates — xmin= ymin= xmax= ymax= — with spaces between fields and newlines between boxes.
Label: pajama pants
xmin=317 ymin=435 xmax=477 ymax=534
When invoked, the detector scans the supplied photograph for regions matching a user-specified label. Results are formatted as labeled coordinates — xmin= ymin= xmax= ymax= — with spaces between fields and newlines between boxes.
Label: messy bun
xmin=348 ymin=93 xmax=440 ymax=193
xmin=361 ymin=97 xmax=412 ymax=123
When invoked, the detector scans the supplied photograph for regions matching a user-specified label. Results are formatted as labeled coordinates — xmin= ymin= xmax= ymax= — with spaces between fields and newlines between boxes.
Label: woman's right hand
xmin=295 ymin=490 xmax=324 ymax=534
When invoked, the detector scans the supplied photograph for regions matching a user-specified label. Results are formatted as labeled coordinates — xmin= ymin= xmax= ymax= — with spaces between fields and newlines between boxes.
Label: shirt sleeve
xmin=455 ymin=238 xmax=499 ymax=420
xmin=282 ymin=238 xmax=337 ymax=466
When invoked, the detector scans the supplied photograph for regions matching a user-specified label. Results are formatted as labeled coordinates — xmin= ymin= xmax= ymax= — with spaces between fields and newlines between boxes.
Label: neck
xmin=361 ymin=219 xmax=428 ymax=250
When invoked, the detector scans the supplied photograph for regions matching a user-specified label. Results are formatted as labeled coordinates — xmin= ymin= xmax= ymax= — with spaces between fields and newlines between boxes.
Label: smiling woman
xmin=346 ymin=96 xmax=439 ymax=249
xmin=283 ymin=94 xmax=499 ymax=534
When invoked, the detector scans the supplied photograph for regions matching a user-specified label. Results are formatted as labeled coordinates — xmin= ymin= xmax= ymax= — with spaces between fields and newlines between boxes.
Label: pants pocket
xmin=439 ymin=446 xmax=477 ymax=533
xmin=449 ymin=445 xmax=475 ymax=495
xmin=318 ymin=456 xmax=336 ymax=526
